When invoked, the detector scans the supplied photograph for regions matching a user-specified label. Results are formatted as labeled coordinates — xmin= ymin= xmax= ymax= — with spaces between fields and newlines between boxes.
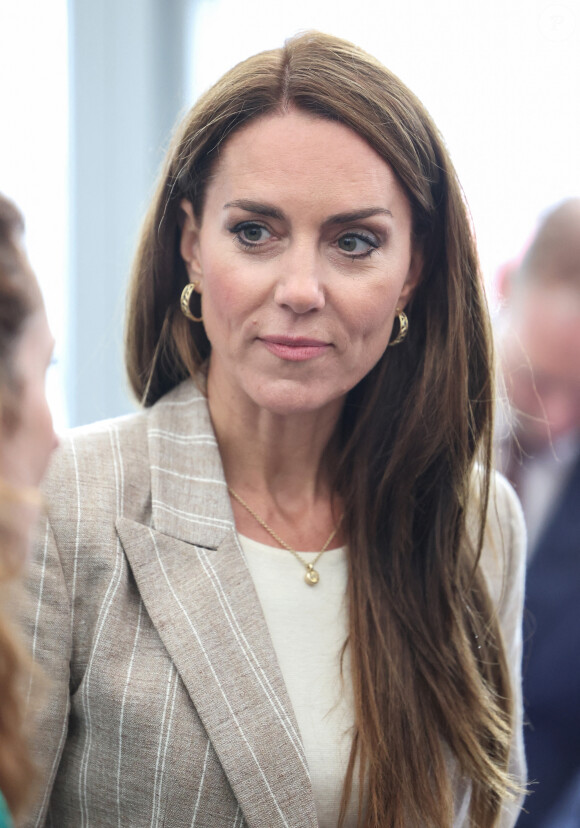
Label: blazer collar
xmin=147 ymin=379 xmax=233 ymax=550
xmin=118 ymin=380 xmax=318 ymax=827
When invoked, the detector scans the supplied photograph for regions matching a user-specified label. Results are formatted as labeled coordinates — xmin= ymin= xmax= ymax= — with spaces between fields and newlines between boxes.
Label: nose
xmin=273 ymin=246 xmax=325 ymax=314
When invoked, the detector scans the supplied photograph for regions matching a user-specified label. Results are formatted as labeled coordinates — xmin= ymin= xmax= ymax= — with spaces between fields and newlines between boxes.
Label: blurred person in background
xmin=0 ymin=194 xmax=57 ymax=827
xmin=495 ymin=198 xmax=580 ymax=828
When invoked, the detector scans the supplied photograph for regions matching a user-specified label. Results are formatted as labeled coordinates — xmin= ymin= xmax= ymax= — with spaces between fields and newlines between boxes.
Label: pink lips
xmin=260 ymin=336 xmax=330 ymax=362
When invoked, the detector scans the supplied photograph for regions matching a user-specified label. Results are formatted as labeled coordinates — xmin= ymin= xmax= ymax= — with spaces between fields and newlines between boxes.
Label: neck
xmin=206 ymin=371 xmax=344 ymax=550
xmin=209 ymin=384 xmax=341 ymax=497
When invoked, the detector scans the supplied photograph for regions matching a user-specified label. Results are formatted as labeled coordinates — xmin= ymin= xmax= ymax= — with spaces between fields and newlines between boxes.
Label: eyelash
xmin=228 ymin=221 xmax=271 ymax=250
xmin=337 ymin=232 xmax=379 ymax=260
xmin=227 ymin=221 xmax=381 ymax=259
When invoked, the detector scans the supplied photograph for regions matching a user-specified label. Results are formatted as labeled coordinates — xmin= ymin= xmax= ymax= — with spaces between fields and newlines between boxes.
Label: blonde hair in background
xmin=0 ymin=194 xmax=40 ymax=819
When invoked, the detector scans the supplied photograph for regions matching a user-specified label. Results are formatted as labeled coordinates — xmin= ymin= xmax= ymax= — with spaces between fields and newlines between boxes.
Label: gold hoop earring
xmin=180 ymin=282 xmax=203 ymax=322
xmin=388 ymin=308 xmax=408 ymax=347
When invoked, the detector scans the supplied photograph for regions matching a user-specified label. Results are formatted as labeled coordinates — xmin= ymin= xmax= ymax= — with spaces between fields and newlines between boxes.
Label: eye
xmin=336 ymin=232 xmax=378 ymax=258
xmin=230 ymin=221 xmax=272 ymax=248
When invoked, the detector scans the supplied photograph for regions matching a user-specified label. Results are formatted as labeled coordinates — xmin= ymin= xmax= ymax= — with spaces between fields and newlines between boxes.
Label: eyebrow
xmin=223 ymin=200 xmax=285 ymax=220
xmin=223 ymin=200 xmax=393 ymax=226
xmin=323 ymin=207 xmax=393 ymax=227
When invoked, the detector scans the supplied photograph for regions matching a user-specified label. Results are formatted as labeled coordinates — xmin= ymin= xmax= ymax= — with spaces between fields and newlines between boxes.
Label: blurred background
xmin=0 ymin=0 xmax=579 ymax=429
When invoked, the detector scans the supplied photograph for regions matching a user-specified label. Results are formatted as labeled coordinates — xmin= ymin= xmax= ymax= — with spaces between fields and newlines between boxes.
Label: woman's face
xmin=180 ymin=109 xmax=421 ymax=418
xmin=0 ymin=300 xmax=58 ymax=489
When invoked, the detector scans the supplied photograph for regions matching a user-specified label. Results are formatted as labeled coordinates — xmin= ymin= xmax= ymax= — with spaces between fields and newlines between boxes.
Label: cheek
xmin=40 ymin=399 xmax=56 ymax=455
xmin=348 ymin=289 xmax=398 ymax=347
xmin=26 ymin=386 xmax=56 ymax=484
xmin=210 ymin=280 xmax=245 ymax=317
xmin=201 ymin=261 xmax=267 ymax=343
xmin=203 ymin=277 xmax=246 ymax=347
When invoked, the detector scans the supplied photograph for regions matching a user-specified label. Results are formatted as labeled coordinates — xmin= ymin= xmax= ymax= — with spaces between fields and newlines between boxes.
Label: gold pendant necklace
xmin=228 ymin=487 xmax=343 ymax=586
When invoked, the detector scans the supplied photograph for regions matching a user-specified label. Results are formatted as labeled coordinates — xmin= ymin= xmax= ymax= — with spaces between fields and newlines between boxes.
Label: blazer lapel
xmin=117 ymin=381 xmax=317 ymax=828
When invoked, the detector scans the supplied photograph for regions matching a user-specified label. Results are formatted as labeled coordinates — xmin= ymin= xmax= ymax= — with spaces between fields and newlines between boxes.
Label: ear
xmin=179 ymin=198 xmax=203 ymax=283
xmin=398 ymin=248 xmax=423 ymax=310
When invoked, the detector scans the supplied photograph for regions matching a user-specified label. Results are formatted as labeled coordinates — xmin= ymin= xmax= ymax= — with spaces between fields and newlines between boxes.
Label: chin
xmin=248 ymin=380 xmax=345 ymax=417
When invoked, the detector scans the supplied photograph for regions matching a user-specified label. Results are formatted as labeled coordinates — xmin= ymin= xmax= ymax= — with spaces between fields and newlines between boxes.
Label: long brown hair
xmin=0 ymin=194 xmax=37 ymax=819
xmin=126 ymin=32 xmax=518 ymax=827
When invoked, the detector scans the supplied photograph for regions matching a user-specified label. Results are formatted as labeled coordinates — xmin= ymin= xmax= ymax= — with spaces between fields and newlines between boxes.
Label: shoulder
xmin=46 ymin=380 xmax=206 ymax=487
xmin=44 ymin=407 xmax=149 ymax=504
xmin=37 ymin=408 xmax=150 ymax=577
xmin=486 ymin=470 xmax=526 ymax=554
xmin=56 ymin=407 xmax=147 ymax=458
xmin=43 ymin=379 xmax=209 ymax=528
xmin=476 ymin=469 xmax=527 ymax=618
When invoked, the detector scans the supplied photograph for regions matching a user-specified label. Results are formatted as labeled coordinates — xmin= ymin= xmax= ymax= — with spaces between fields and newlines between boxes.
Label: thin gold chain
xmin=228 ymin=486 xmax=343 ymax=585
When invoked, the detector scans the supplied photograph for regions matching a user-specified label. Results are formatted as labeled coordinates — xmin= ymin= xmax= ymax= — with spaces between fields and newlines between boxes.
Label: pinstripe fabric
xmin=18 ymin=380 xmax=317 ymax=828
xmin=17 ymin=379 xmax=526 ymax=827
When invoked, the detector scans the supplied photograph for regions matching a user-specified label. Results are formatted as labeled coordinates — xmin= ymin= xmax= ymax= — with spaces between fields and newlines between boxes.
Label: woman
xmin=0 ymin=194 xmax=57 ymax=827
xmin=21 ymin=32 xmax=525 ymax=828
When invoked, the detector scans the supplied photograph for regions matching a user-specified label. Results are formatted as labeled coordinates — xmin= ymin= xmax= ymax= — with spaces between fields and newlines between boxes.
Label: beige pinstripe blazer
xmin=18 ymin=379 xmax=526 ymax=828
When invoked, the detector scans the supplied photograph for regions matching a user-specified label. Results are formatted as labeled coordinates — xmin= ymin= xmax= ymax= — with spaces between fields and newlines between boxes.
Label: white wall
xmin=0 ymin=0 xmax=69 ymax=428
xmin=67 ymin=0 xmax=191 ymax=426
xmin=0 ymin=0 xmax=191 ymax=427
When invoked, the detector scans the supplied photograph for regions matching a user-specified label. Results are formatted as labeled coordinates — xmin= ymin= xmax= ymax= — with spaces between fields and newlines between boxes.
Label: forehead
xmin=525 ymin=205 xmax=580 ymax=286
xmin=202 ymin=109 xmax=410 ymax=218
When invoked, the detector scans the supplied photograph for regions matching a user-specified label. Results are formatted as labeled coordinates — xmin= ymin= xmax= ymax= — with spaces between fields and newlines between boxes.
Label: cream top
xmin=238 ymin=534 xmax=360 ymax=828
